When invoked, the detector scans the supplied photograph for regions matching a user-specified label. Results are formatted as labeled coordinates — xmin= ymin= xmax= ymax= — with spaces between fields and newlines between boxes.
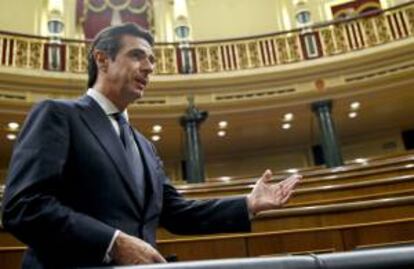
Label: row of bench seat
xmin=1 ymin=152 xmax=413 ymax=267
xmin=155 ymin=153 xmax=414 ymax=260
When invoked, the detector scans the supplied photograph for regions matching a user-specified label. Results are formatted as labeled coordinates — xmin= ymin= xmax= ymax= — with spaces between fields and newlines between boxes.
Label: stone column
xmin=312 ymin=100 xmax=344 ymax=167
xmin=180 ymin=97 xmax=208 ymax=183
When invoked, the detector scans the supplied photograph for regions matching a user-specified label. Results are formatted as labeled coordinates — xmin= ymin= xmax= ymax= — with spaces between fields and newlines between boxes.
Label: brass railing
xmin=0 ymin=2 xmax=413 ymax=75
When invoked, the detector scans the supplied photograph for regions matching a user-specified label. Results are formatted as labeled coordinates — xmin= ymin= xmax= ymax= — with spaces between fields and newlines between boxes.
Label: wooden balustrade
xmin=0 ymin=2 xmax=413 ymax=75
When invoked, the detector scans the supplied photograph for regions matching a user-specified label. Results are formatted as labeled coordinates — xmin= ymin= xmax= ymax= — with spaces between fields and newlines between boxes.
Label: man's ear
xmin=93 ymin=49 xmax=109 ymax=72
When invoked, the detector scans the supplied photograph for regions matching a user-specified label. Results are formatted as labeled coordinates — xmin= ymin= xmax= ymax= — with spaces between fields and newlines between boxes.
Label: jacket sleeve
xmin=151 ymin=146 xmax=251 ymax=235
xmin=1 ymin=100 xmax=115 ymax=266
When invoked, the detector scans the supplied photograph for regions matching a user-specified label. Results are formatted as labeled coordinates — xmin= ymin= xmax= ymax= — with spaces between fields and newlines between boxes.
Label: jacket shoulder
xmin=31 ymin=98 xmax=78 ymax=114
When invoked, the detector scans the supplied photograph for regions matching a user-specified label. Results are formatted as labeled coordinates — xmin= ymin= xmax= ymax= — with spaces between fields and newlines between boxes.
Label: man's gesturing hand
xmin=111 ymin=232 xmax=167 ymax=265
xmin=247 ymin=169 xmax=301 ymax=215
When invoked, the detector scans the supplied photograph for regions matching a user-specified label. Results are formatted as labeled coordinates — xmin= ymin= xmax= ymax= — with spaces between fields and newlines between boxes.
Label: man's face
xmin=105 ymin=35 xmax=155 ymax=105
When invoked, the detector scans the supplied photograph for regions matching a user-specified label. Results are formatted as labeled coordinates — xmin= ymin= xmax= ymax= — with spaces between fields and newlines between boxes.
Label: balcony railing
xmin=0 ymin=2 xmax=413 ymax=75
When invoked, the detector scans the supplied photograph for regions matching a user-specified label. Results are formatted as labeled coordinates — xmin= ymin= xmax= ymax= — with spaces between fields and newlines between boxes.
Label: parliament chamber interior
xmin=0 ymin=0 xmax=414 ymax=268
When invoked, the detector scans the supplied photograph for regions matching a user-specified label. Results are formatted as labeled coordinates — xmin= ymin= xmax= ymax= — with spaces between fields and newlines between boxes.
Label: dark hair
xmin=87 ymin=23 xmax=154 ymax=88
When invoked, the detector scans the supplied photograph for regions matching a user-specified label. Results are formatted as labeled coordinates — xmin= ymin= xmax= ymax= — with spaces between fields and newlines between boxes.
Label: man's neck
xmin=93 ymin=83 xmax=128 ymax=111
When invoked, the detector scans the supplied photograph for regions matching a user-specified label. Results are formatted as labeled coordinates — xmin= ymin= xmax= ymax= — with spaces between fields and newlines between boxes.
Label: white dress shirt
xmin=87 ymin=88 xmax=130 ymax=136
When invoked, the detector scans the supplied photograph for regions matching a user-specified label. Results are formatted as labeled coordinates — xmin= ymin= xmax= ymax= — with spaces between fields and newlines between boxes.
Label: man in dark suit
xmin=2 ymin=23 xmax=300 ymax=268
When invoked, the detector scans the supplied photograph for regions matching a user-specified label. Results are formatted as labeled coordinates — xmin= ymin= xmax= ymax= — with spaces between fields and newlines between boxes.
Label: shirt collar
xmin=86 ymin=88 xmax=129 ymax=121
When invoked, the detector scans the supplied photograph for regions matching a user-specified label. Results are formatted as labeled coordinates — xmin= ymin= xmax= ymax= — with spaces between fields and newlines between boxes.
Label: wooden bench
xmin=157 ymin=195 xmax=414 ymax=239
xmin=1 ymin=195 xmax=413 ymax=267
xmin=175 ymin=155 xmax=414 ymax=196
xmin=157 ymin=218 xmax=414 ymax=261
xmin=199 ymin=175 xmax=414 ymax=209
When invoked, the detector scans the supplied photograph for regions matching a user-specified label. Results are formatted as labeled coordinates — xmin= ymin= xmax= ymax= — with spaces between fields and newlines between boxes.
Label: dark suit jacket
xmin=1 ymin=96 xmax=251 ymax=269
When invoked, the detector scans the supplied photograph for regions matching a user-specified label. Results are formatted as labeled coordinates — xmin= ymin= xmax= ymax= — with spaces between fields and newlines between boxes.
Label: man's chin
xmin=132 ymin=89 xmax=144 ymax=101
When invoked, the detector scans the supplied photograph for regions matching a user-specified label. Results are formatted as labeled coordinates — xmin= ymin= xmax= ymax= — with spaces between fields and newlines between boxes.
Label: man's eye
xmin=130 ymin=51 xmax=155 ymax=63
xmin=132 ymin=52 xmax=144 ymax=59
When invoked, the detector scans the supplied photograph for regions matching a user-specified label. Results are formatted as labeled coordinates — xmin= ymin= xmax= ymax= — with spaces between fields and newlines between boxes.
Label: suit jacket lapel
xmin=77 ymin=95 xmax=144 ymax=214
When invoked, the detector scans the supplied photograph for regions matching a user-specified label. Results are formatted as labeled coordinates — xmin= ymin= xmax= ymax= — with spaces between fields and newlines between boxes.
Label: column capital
xmin=180 ymin=97 xmax=208 ymax=126
xmin=311 ymin=99 xmax=332 ymax=112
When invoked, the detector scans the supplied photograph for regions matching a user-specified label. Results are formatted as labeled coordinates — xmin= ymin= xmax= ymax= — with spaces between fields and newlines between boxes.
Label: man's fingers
xmin=113 ymin=232 xmax=167 ymax=265
xmin=152 ymin=251 xmax=167 ymax=263
xmin=280 ymin=174 xmax=301 ymax=189
xmin=273 ymin=174 xmax=300 ymax=193
xmin=250 ymin=171 xmax=301 ymax=213
xmin=284 ymin=175 xmax=301 ymax=189
xmin=138 ymin=245 xmax=166 ymax=264
xmin=143 ymin=242 xmax=167 ymax=263
xmin=260 ymin=169 xmax=273 ymax=183
xmin=283 ymin=174 xmax=302 ymax=184
xmin=280 ymin=189 xmax=293 ymax=204
xmin=269 ymin=174 xmax=301 ymax=206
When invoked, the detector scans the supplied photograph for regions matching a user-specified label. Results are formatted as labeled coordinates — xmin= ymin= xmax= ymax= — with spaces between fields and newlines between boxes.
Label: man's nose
xmin=140 ymin=58 xmax=154 ymax=74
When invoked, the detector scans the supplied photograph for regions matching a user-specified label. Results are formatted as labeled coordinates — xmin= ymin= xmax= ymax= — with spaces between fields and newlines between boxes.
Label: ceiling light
xmin=286 ymin=168 xmax=298 ymax=174
xmin=283 ymin=113 xmax=294 ymax=122
xmin=8 ymin=122 xmax=20 ymax=131
xmin=348 ymin=112 xmax=358 ymax=118
xmin=151 ymin=135 xmax=161 ymax=142
xmin=282 ymin=123 xmax=291 ymax=130
xmin=217 ymin=130 xmax=226 ymax=137
xmin=218 ymin=121 xmax=228 ymax=129
xmin=6 ymin=134 xmax=17 ymax=140
xmin=152 ymin=125 xmax=162 ymax=133
xmin=219 ymin=176 xmax=232 ymax=181
xmin=293 ymin=0 xmax=307 ymax=6
xmin=350 ymin=102 xmax=360 ymax=110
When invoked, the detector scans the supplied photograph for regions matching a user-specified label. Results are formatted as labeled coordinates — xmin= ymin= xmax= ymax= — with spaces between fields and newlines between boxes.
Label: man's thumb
xmin=261 ymin=169 xmax=273 ymax=183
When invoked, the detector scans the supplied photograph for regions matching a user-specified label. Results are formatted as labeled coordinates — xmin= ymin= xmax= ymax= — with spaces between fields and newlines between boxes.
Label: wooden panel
xmin=157 ymin=219 xmax=414 ymax=260
xmin=288 ymin=189 xmax=414 ymax=208
xmin=0 ymin=248 xmax=25 ymax=269
xmin=2 ymin=220 xmax=414 ymax=265
xmin=180 ymin=153 xmax=414 ymax=189
xmin=289 ymin=176 xmax=414 ymax=204
xmin=247 ymin=229 xmax=344 ymax=256
xmin=342 ymin=220 xmax=414 ymax=249
xmin=158 ymin=196 xmax=414 ymax=240
xmin=0 ymin=231 xmax=25 ymax=269
xmin=253 ymin=202 xmax=414 ymax=233
xmin=158 ymin=237 xmax=247 ymax=261
xmin=0 ymin=231 xmax=23 ymax=247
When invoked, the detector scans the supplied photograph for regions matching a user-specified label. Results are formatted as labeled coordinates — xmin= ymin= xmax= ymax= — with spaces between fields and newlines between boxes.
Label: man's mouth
xmin=135 ymin=77 xmax=148 ymax=89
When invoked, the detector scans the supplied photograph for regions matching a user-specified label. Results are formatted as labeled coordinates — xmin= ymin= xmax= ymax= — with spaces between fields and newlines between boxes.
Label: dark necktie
xmin=113 ymin=113 xmax=146 ymax=207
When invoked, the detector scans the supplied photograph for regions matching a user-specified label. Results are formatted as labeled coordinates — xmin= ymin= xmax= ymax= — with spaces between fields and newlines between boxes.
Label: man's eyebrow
xmin=128 ymin=48 xmax=155 ymax=61
xmin=128 ymin=48 xmax=146 ymax=55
